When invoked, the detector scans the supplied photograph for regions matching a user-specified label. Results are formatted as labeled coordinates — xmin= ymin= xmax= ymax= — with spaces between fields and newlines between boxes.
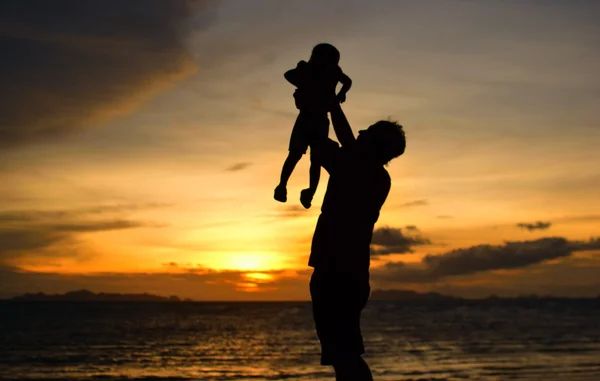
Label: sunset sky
xmin=1 ymin=0 xmax=599 ymax=300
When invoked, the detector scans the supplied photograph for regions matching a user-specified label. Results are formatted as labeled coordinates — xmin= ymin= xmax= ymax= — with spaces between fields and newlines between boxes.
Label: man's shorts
xmin=289 ymin=111 xmax=329 ymax=155
xmin=309 ymin=269 xmax=371 ymax=366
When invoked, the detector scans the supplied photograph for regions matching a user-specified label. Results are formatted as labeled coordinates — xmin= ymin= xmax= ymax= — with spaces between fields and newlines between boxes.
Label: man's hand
xmin=337 ymin=92 xmax=346 ymax=104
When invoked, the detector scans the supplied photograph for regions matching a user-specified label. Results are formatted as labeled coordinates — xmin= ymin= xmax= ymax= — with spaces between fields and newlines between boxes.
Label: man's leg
xmin=333 ymin=356 xmax=373 ymax=381
xmin=332 ymin=273 xmax=372 ymax=380
xmin=311 ymin=269 xmax=373 ymax=380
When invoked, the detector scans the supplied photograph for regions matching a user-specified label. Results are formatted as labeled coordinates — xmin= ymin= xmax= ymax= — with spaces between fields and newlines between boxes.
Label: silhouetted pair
xmin=274 ymin=43 xmax=406 ymax=381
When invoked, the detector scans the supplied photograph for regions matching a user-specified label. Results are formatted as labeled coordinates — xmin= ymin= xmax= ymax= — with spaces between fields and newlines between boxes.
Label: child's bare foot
xmin=300 ymin=188 xmax=315 ymax=209
xmin=274 ymin=185 xmax=287 ymax=203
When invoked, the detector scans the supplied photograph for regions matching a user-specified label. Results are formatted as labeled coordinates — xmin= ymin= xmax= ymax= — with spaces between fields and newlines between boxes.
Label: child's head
xmin=310 ymin=43 xmax=340 ymax=66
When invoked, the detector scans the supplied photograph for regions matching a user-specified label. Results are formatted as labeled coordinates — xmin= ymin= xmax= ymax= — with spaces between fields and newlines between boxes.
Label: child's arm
xmin=337 ymin=71 xmax=352 ymax=103
xmin=284 ymin=61 xmax=307 ymax=87
xmin=284 ymin=68 xmax=300 ymax=87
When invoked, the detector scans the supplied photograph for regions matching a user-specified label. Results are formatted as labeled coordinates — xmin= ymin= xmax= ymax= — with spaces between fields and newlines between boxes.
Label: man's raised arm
xmin=330 ymin=102 xmax=356 ymax=148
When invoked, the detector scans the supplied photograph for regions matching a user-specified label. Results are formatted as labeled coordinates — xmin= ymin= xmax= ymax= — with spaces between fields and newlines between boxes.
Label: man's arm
xmin=310 ymin=138 xmax=340 ymax=174
xmin=329 ymin=102 xmax=356 ymax=148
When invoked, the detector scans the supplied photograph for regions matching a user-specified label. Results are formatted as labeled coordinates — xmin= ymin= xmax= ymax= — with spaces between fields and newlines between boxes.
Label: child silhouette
xmin=274 ymin=43 xmax=352 ymax=209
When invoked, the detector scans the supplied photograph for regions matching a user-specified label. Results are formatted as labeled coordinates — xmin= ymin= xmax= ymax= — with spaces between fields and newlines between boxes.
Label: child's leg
xmin=275 ymin=113 xmax=308 ymax=203
xmin=275 ymin=150 xmax=302 ymax=203
xmin=300 ymin=114 xmax=329 ymax=209
xmin=308 ymin=113 xmax=330 ymax=192
xmin=279 ymin=150 xmax=303 ymax=188
xmin=299 ymin=155 xmax=320 ymax=209
xmin=308 ymin=156 xmax=321 ymax=193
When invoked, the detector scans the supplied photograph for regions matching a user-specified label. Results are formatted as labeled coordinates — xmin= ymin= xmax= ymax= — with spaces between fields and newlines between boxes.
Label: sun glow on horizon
xmin=243 ymin=272 xmax=275 ymax=282
xmin=217 ymin=252 xmax=285 ymax=271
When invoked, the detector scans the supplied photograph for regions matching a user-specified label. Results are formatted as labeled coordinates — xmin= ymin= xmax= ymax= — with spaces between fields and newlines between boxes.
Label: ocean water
xmin=1 ymin=300 xmax=599 ymax=380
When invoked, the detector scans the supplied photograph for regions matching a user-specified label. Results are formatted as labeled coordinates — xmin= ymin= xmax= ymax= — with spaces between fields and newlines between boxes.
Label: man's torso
xmin=308 ymin=145 xmax=391 ymax=274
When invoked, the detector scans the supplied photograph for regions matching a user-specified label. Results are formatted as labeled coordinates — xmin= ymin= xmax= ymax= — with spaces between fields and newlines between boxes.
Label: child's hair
xmin=310 ymin=43 xmax=340 ymax=65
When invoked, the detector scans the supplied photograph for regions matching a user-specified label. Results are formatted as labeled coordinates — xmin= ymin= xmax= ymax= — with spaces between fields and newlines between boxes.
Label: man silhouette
xmin=308 ymin=101 xmax=405 ymax=381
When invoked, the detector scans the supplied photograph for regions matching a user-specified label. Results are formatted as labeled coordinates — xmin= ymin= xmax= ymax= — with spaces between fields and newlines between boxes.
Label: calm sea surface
xmin=1 ymin=300 xmax=599 ymax=380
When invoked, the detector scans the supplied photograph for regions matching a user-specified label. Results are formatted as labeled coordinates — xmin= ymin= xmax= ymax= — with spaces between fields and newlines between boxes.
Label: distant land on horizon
xmin=6 ymin=289 xmax=600 ymax=302
xmin=9 ymin=290 xmax=189 ymax=302
xmin=371 ymin=289 xmax=459 ymax=301
xmin=369 ymin=289 xmax=600 ymax=301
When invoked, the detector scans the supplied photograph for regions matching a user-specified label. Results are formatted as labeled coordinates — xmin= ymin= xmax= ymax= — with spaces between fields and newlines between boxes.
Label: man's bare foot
xmin=300 ymin=188 xmax=315 ymax=209
xmin=274 ymin=185 xmax=287 ymax=203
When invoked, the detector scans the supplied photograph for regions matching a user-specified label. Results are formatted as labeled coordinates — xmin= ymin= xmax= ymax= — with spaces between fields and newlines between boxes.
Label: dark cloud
xmin=161 ymin=261 xmax=206 ymax=272
xmin=0 ymin=203 xmax=171 ymax=223
xmin=0 ymin=230 xmax=64 ymax=255
xmin=557 ymin=214 xmax=600 ymax=223
xmin=0 ymin=204 xmax=162 ymax=264
xmin=370 ymin=226 xmax=431 ymax=256
xmin=570 ymin=237 xmax=600 ymax=252
xmin=399 ymin=199 xmax=429 ymax=208
xmin=0 ymin=219 xmax=148 ymax=263
xmin=52 ymin=220 xmax=147 ymax=233
xmin=225 ymin=162 xmax=252 ymax=172
xmin=436 ymin=215 xmax=454 ymax=219
xmin=422 ymin=253 xmax=600 ymax=298
xmin=372 ymin=236 xmax=600 ymax=284
xmin=277 ymin=205 xmax=309 ymax=218
xmin=517 ymin=221 xmax=552 ymax=231
xmin=0 ymin=0 xmax=212 ymax=148
xmin=262 ymin=205 xmax=314 ymax=219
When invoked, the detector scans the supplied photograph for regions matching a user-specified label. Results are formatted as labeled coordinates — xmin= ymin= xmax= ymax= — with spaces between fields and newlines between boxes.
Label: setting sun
xmin=243 ymin=272 xmax=275 ymax=282
xmin=221 ymin=253 xmax=282 ymax=271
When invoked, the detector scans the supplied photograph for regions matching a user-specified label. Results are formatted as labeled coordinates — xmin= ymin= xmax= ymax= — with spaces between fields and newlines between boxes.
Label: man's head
xmin=357 ymin=120 xmax=406 ymax=165
xmin=310 ymin=43 xmax=340 ymax=66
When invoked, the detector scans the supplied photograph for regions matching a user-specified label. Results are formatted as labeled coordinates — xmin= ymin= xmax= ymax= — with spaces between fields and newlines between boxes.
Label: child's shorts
xmin=289 ymin=111 xmax=329 ymax=155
